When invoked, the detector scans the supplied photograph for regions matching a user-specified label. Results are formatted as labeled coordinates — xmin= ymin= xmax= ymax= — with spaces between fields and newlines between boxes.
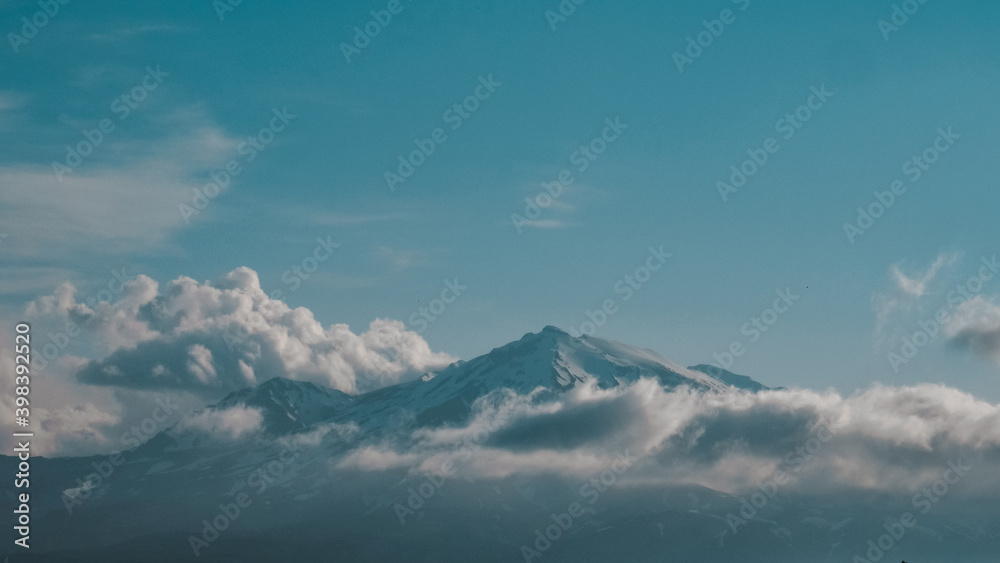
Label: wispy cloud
xmin=873 ymin=252 xmax=961 ymax=347
xmin=517 ymin=219 xmax=572 ymax=230
xmin=374 ymin=246 xmax=426 ymax=271
xmin=891 ymin=253 xmax=957 ymax=297
xmin=87 ymin=24 xmax=194 ymax=43
xmin=0 ymin=107 xmax=239 ymax=264
xmin=309 ymin=211 xmax=408 ymax=226
xmin=0 ymin=91 xmax=29 ymax=112
xmin=174 ymin=405 xmax=264 ymax=440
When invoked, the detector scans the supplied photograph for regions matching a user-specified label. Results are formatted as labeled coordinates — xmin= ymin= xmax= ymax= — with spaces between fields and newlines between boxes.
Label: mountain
xmin=135 ymin=377 xmax=354 ymax=453
xmin=5 ymin=327 xmax=997 ymax=563
xmin=211 ymin=376 xmax=354 ymax=434
xmin=687 ymin=364 xmax=772 ymax=392
xmin=322 ymin=326 xmax=762 ymax=435
xmin=145 ymin=327 xmax=766 ymax=445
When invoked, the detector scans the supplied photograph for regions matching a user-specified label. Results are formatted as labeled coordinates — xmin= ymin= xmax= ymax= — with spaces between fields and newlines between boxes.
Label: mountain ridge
xmin=152 ymin=326 xmax=775 ymax=441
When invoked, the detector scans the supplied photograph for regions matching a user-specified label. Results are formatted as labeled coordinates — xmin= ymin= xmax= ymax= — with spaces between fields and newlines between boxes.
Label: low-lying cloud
xmin=337 ymin=379 xmax=1000 ymax=497
xmin=174 ymin=405 xmax=264 ymax=440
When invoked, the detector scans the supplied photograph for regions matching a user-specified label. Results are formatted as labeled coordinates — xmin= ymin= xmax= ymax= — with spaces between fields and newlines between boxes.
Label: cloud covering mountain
xmin=37 ymin=266 xmax=456 ymax=395
xmin=3 ymin=267 xmax=455 ymax=456
xmin=5 ymin=326 xmax=1000 ymax=562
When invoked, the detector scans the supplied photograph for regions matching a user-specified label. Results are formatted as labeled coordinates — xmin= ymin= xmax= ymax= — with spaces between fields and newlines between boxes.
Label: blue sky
xmin=3 ymin=0 xmax=1000 ymax=401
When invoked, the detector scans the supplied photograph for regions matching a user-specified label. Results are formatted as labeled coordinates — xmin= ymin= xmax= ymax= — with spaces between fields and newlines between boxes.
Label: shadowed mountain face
xmin=3 ymin=328 xmax=998 ymax=562
xmin=211 ymin=377 xmax=354 ymax=435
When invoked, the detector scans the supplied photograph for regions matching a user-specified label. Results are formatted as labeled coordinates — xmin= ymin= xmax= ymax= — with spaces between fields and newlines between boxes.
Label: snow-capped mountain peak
xmin=332 ymin=326 xmax=765 ymax=434
xmin=477 ymin=325 xmax=735 ymax=393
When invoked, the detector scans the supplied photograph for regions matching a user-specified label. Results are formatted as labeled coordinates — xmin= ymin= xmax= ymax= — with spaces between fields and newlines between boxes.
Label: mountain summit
xmin=334 ymin=326 xmax=769 ymax=432
xmin=17 ymin=327 xmax=997 ymax=563
xmin=212 ymin=376 xmax=354 ymax=434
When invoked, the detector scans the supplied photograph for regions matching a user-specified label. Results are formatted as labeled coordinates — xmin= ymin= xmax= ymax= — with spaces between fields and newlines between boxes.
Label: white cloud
xmin=87 ymin=24 xmax=193 ymax=43
xmin=0 ymin=106 xmax=239 ymax=266
xmin=175 ymin=405 xmax=263 ymax=440
xmin=891 ymin=253 xmax=956 ymax=297
xmin=874 ymin=252 xmax=961 ymax=347
xmin=306 ymin=211 xmax=408 ymax=226
xmin=337 ymin=447 xmax=420 ymax=471
xmin=945 ymin=296 xmax=1000 ymax=366
xmin=0 ymin=325 xmax=124 ymax=456
xmin=187 ymin=344 xmax=218 ymax=384
xmin=520 ymin=219 xmax=571 ymax=230
xmin=0 ymin=90 xmax=29 ymax=112
xmin=373 ymin=246 xmax=426 ymax=271
xmin=26 ymin=267 xmax=456 ymax=395
xmin=283 ymin=421 xmax=359 ymax=449
xmin=336 ymin=379 xmax=1000 ymax=496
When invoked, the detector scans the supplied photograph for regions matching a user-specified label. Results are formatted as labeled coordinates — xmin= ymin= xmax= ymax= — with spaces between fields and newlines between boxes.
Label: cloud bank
xmin=40 ymin=267 xmax=456 ymax=395
xmin=337 ymin=379 xmax=1000 ymax=497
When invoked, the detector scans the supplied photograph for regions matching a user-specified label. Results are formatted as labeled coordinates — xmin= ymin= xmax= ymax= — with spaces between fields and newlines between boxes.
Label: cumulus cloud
xmin=174 ymin=405 xmax=263 ymax=440
xmin=336 ymin=379 xmax=1000 ymax=497
xmin=945 ymin=296 xmax=1000 ymax=366
xmin=25 ymin=267 xmax=455 ymax=396
xmin=0 ymin=325 xmax=125 ymax=456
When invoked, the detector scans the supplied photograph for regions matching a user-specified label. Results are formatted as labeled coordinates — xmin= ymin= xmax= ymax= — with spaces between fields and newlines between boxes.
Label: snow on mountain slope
xmin=327 ymin=326 xmax=756 ymax=433
xmin=212 ymin=376 xmax=354 ymax=434
xmin=142 ymin=377 xmax=355 ymax=453
xmin=134 ymin=328 xmax=768 ymax=452
xmin=687 ymin=364 xmax=772 ymax=392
